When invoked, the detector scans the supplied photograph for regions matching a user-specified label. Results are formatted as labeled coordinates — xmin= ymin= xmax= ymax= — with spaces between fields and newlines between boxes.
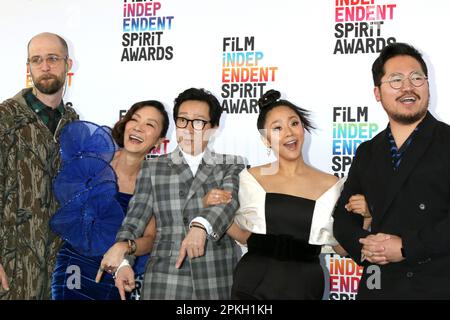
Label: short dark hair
xmin=173 ymin=88 xmax=222 ymax=127
xmin=112 ymin=100 xmax=169 ymax=148
xmin=257 ymin=89 xmax=314 ymax=133
xmin=372 ymin=42 xmax=428 ymax=87
xmin=27 ymin=32 xmax=69 ymax=57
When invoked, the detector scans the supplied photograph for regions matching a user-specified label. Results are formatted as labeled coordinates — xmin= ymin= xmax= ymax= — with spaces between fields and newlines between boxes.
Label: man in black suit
xmin=333 ymin=42 xmax=450 ymax=299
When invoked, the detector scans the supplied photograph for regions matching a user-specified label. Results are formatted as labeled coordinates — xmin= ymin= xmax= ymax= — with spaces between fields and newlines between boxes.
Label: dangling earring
xmin=267 ymin=146 xmax=271 ymax=156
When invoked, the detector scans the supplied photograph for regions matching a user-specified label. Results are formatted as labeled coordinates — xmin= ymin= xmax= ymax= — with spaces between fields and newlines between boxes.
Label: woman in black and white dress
xmin=226 ymin=90 xmax=370 ymax=300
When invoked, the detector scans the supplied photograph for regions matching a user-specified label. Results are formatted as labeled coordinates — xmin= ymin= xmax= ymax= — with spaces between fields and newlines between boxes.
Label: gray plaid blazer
xmin=116 ymin=147 xmax=246 ymax=299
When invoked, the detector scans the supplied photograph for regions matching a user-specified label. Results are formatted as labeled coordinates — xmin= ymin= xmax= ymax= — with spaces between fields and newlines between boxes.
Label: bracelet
xmin=191 ymin=224 xmax=207 ymax=233
xmin=127 ymin=239 xmax=137 ymax=255
xmin=113 ymin=259 xmax=131 ymax=279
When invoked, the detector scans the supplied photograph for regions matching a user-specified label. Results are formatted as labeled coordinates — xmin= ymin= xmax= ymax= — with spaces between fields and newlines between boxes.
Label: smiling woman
xmin=229 ymin=89 xmax=356 ymax=300
xmin=50 ymin=100 xmax=169 ymax=300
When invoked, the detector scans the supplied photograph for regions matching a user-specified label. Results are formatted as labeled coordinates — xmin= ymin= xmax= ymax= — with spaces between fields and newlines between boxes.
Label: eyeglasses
xmin=380 ymin=72 xmax=428 ymax=90
xmin=175 ymin=117 xmax=210 ymax=130
xmin=27 ymin=54 xmax=67 ymax=67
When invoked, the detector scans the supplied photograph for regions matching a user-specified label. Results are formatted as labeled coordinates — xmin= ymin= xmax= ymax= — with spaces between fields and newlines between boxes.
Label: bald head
xmin=27 ymin=32 xmax=69 ymax=58
xmin=27 ymin=32 xmax=73 ymax=99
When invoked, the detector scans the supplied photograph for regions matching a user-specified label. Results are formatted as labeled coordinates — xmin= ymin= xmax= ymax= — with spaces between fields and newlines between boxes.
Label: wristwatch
xmin=126 ymin=239 xmax=137 ymax=255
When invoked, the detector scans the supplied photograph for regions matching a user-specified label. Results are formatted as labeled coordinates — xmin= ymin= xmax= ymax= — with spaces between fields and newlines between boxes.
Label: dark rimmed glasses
xmin=175 ymin=117 xmax=210 ymax=130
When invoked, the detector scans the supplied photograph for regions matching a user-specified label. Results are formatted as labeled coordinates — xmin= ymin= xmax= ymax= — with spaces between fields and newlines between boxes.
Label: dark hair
xmin=257 ymin=89 xmax=314 ymax=133
xmin=27 ymin=32 xmax=69 ymax=57
xmin=112 ymin=100 xmax=169 ymax=148
xmin=372 ymin=42 xmax=428 ymax=87
xmin=173 ymin=88 xmax=222 ymax=127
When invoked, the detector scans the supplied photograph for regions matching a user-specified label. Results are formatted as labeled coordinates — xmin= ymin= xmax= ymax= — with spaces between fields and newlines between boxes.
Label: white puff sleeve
xmin=308 ymin=177 xmax=347 ymax=246
xmin=234 ymin=169 xmax=267 ymax=235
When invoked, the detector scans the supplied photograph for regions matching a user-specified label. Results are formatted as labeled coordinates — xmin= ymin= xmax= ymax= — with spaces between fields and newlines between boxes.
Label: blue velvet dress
xmin=50 ymin=121 xmax=150 ymax=300
xmin=51 ymin=192 xmax=149 ymax=300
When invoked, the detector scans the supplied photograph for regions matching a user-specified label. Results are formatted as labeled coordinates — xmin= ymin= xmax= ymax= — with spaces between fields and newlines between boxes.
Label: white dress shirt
xmin=180 ymin=148 xmax=213 ymax=235
xmin=180 ymin=148 xmax=204 ymax=176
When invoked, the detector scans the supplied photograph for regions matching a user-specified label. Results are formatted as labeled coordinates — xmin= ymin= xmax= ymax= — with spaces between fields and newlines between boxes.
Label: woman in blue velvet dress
xmin=50 ymin=100 xmax=169 ymax=300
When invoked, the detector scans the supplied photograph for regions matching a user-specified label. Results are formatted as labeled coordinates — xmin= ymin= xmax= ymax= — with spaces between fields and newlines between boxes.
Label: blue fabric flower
xmin=51 ymin=120 xmax=124 ymax=257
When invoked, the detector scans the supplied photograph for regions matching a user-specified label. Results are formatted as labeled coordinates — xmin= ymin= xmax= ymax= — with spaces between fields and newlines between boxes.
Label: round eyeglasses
xmin=27 ymin=55 xmax=67 ymax=67
xmin=380 ymin=72 xmax=428 ymax=90
xmin=175 ymin=117 xmax=210 ymax=130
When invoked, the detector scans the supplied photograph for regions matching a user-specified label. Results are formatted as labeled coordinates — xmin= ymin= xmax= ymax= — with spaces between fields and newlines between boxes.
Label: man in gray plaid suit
xmin=113 ymin=88 xmax=246 ymax=299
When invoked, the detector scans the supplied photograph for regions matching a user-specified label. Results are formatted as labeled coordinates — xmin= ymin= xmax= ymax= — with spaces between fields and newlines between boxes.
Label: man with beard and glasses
xmin=333 ymin=42 xmax=450 ymax=299
xmin=0 ymin=32 xmax=78 ymax=299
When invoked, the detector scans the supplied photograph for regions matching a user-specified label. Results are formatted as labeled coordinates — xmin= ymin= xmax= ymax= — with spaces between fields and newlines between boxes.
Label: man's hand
xmin=114 ymin=265 xmax=135 ymax=300
xmin=203 ymin=188 xmax=232 ymax=208
xmin=359 ymin=233 xmax=404 ymax=264
xmin=175 ymin=225 xmax=207 ymax=269
xmin=0 ymin=263 xmax=9 ymax=291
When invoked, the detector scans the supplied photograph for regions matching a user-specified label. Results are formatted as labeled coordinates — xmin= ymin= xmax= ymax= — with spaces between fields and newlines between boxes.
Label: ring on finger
xmin=105 ymin=266 xmax=115 ymax=273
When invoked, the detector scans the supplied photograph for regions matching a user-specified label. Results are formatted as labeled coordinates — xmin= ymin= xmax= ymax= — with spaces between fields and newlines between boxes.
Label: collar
xmin=23 ymin=89 xmax=65 ymax=115
xmin=169 ymin=146 xmax=217 ymax=167
xmin=180 ymin=148 xmax=205 ymax=165
xmin=180 ymin=148 xmax=206 ymax=176
xmin=385 ymin=116 xmax=424 ymax=153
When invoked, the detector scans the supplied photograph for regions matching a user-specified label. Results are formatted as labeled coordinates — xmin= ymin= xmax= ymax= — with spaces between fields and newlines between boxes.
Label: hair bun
xmin=258 ymin=89 xmax=281 ymax=109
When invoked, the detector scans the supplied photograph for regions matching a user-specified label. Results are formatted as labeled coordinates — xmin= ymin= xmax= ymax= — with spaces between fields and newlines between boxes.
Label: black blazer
xmin=333 ymin=112 xmax=450 ymax=299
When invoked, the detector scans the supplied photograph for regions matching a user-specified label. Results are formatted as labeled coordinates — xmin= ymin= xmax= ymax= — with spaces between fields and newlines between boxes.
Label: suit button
xmin=406 ymin=272 xmax=414 ymax=278
xmin=183 ymin=217 xmax=188 ymax=224
xmin=419 ymin=203 xmax=426 ymax=210
xmin=418 ymin=257 xmax=431 ymax=265
xmin=179 ymin=190 xmax=185 ymax=197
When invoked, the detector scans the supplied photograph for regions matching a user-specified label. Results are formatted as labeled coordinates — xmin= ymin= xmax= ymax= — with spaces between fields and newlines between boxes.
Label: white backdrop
xmin=2 ymin=0 xmax=450 ymax=299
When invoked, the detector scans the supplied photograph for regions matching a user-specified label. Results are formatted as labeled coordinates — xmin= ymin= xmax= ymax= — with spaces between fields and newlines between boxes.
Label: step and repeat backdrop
xmin=2 ymin=0 xmax=450 ymax=300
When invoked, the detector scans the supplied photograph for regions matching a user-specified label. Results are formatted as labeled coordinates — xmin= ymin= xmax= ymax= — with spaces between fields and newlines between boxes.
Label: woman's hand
xmin=226 ymin=223 xmax=251 ymax=245
xmin=95 ymin=241 xmax=128 ymax=282
xmin=114 ymin=265 xmax=135 ymax=300
xmin=203 ymin=188 xmax=232 ymax=207
xmin=345 ymin=194 xmax=372 ymax=230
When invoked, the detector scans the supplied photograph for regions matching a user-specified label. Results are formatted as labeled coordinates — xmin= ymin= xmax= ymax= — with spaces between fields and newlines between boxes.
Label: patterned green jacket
xmin=0 ymin=89 xmax=78 ymax=299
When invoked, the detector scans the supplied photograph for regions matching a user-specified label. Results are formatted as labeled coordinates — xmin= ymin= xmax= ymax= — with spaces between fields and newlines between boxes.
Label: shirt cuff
xmin=190 ymin=217 xmax=213 ymax=235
